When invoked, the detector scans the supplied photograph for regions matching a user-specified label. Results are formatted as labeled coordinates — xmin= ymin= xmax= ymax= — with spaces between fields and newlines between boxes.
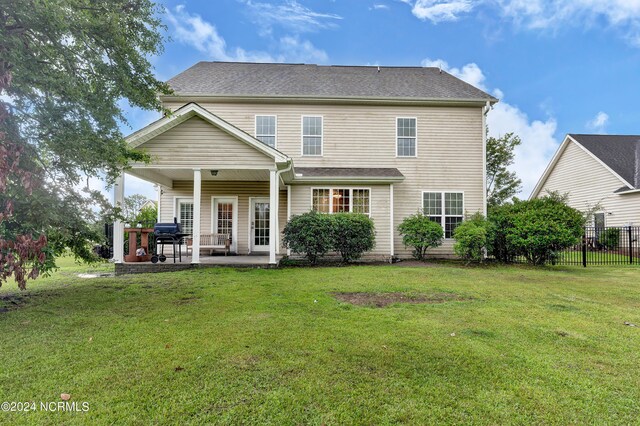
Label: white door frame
xmin=211 ymin=196 xmax=238 ymax=253
xmin=249 ymin=197 xmax=271 ymax=252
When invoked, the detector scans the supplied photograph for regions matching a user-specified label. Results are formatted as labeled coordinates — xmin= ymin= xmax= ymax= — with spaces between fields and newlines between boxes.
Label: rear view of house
xmin=115 ymin=62 xmax=497 ymax=264
xmin=530 ymin=134 xmax=640 ymax=226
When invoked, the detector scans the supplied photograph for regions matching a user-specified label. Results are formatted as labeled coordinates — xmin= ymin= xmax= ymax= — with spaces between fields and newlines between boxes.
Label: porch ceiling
xmin=128 ymin=168 xmax=270 ymax=187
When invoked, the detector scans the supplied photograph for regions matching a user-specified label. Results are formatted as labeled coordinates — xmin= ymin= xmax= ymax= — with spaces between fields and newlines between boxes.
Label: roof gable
xmin=568 ymin=134 xmax=640 ymax=189
xmin=126 ymin=103 xmax=289 ymax=164
xmin=164 ymin=62 xmax=497 ymax=103
xmin=530 ymin=134 xmax=638 ymax=199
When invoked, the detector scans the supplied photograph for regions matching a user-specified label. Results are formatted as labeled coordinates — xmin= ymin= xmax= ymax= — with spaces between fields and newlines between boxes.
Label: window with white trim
xmin=177 ymin=200 xmax=194 ymax=235
xmin=422 ymin=192 xmax=464 ymax=238
xmin=397 ymin=117 xmax=416 ymax=157
xmin=255 ymin=115 xmax=276 ymax=147
xmin=312 ymin=188 xmax=370 ymax=215
xmin=302 ymin=116 xmax=323 ymax=156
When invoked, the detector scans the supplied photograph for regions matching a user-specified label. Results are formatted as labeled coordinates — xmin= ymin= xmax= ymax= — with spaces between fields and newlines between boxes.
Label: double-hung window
xmin=302 ymin=116 xmax=323 ymax=156
xmin=422 ymin=191 xmax=464 ymax=238
xmin=312 ymin=188 xmax=370 ymax=215
xmin=397 ymin=117 xmax=416 ymax=157
xmin=255 ymin=115 xmax=276 ymax=147
xmin=176 ymin=199 xmax=194 ymax=235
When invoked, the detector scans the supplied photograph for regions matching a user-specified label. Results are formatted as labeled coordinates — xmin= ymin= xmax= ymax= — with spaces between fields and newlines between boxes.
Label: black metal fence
xmin=541 ymin=226 xmax=639 ymax=267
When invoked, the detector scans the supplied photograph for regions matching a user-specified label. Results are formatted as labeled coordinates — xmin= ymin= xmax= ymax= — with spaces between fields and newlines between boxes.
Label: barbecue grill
xmin=151 ymin=218 xmax=191 ymax=263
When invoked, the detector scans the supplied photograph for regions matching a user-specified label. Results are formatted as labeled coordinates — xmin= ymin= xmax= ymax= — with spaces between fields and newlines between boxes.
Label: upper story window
xmin=255 ymin=115 xmax=276 ymax=147
xmin=312 ymin=188 xmax=370 ymax=215
xmin=423 ymin=191 xmax=464 ymax=238
xmin=397 ymin=117 xmax=417 ymax=157
xmin=302 ymin=116 xmax=323 ymax=156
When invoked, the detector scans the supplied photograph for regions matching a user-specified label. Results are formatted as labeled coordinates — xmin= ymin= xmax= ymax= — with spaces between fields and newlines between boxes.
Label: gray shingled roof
xmin=295 ymin=167 xmax=404 ymax=179
xmin=166 ymin=62 xmax=497 ymax=102
xmin=570 ymin=134 xmax=640 ymax=189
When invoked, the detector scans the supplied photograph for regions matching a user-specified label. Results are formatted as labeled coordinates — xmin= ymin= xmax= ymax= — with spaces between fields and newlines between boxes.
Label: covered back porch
xmin=112 ymin=103 xmax=293 ymax=267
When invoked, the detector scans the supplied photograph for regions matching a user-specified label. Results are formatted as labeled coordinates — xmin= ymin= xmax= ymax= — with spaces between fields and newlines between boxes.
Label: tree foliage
xmin=123 ymin=195 xmax=153 ymax=223
xmin=330 ymin=213 xmax=375 ymax=263
xmin=397 ymin=213 xmax=444 ymax=260
xmin=0 ymin=0 xmax=170 ymax=288
xmin=487 ymin=132 xmax=522 ymax=208
xmin=453 ymin=213 xmax=489 ymax=264
xmin=283 ymin=212 xmax=333 ymax=265
xmin=488 ymin=196 xmax=585 ymax=265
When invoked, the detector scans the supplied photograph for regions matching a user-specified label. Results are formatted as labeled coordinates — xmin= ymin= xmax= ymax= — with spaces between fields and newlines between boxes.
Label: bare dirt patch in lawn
xmin=332 ymin=292 xmax=470 ymax=307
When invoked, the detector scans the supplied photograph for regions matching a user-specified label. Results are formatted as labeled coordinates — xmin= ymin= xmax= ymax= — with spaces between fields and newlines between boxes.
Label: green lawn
xmin=1 ymin=260 xmax=640 ymax=424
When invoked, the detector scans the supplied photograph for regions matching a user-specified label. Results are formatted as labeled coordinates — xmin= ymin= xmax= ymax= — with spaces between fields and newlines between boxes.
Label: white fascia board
xmin=125 ymin=103 xmax=290 ymax=164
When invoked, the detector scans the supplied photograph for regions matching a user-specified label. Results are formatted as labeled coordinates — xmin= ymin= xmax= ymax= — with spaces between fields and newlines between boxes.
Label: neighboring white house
xmin=115 ymin=62 xmax=497 ymax=264
xmin=530 ymin=134 xmax=640 ymax=227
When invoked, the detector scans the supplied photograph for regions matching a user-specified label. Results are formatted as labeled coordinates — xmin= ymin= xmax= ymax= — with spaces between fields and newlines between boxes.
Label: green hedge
xmin=283 ymin=212 xmax=375 ymax=264
xmin=397 ymin=213 xmax=443 ymax=260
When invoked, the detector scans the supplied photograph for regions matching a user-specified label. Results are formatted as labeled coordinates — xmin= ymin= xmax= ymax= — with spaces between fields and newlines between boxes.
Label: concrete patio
xmin=115 ymin=254 xmax=278 ymax=275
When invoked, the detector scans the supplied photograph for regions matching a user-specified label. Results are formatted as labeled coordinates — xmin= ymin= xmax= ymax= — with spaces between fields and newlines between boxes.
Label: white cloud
xmin=424 ymin=58 xmax=560 ymax=198
xmin=241 ymin=0 xmax=342 ymax=34
xmin=166 ymin=6 xmax=329 ymax=64
xmin=278 ymin=36 xmax=329 ymax=63
xmin=586 ymin=111 xmax=610 ymax=133
xmin=371 ymin=4 xmax=390 ymax=10
xmin=488 ymin=101 xmax=559 ymax=199
xmin=405 ymin=0 xmax=640 ymax=45
xmin=421 ymin=58 xmax=487 ymax=90
xmin=166 ymin=6 xmax=277 ymax=62
xmin=412 ymin=0 xmax=475 ymax=22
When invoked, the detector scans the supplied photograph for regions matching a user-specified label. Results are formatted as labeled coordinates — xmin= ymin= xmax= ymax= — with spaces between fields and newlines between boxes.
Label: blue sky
xmin=118 ymin=0 xmax=640 ymax=201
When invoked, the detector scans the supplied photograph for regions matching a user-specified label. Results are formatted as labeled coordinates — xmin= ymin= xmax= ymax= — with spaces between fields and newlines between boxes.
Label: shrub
xmin=283 ymin=212 xmax=333 ymax=264
xmin=488 ymin=196 xmax=585 ymax=265
xmin=397 ymin=213 xmax=444 ymax=260
xmin=330 ymin=213 xmax=376 ymax=263
xmin=598 ymin=228 xmax=620 ymax=250
xmin=453 ymin=213 xmax=489 ymax=263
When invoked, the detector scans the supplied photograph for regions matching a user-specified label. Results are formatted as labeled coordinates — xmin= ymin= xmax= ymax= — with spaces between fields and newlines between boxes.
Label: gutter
xmin=482 ymin=101 xmax=491 ymax=216
xmin=159 ymin=94 xmax=499 ymax=107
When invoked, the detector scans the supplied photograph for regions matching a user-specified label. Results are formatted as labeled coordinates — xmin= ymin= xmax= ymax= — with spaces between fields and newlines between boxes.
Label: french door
xmin=250 ymin=198 xmax=270 ymax=252
xmin=212 ymin=197 xmax=237 ymax=252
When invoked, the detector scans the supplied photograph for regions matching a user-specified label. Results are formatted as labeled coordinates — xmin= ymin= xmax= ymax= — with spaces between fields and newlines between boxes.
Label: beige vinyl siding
xmin=160 ymin=181 xmax=288 ymax=254
xmin=136 ymin=116 xmax=274 ymax=168
xmin=536 ymin=141 xmax=640 ymax=226
xmin=163 ymin=102 xmax=485 ymax=257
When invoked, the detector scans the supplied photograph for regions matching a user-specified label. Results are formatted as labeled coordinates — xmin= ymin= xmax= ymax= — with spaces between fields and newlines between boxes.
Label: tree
xmin=488 ymin=196 xmax=585 ymax=265
xmin=135 ymin=204 xmax=158 ymax=227
xmin=330 ymin=213 xmax=376 ymax=263
xmin=486 ymin=132 xmax=522 ymax=208
xmin=123 ymin=195 xmax=152 ymax=223
xmin=0 ymin=0 xmax=170 ymax=289
xmin=397 ymin=213 xmax=444 ymax=260
xmin=283 ymin=212 xmax=333 ymax=264
xmin=453 ymin=213 xmax=489 ymax=264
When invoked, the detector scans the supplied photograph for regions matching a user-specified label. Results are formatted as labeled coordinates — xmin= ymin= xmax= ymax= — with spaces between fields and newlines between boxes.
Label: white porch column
xmin=269 ymin=170 xmax=278 ymax=265
xmin=112 ymin=172 xmax=125 ymax=263
xmin=192 ymin=168 xmax=202 ymax=264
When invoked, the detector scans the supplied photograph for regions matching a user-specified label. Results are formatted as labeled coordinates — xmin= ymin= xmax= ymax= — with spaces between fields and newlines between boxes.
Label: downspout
xmin=275 ymin=160 xmax=294 ymax=255
xmin=482 ymin=101 xmax=491 ymax=217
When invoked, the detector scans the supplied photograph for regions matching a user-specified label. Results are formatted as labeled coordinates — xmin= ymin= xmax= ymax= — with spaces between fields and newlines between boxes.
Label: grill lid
xmin=154 ymin=218 xmax=183 ymax=234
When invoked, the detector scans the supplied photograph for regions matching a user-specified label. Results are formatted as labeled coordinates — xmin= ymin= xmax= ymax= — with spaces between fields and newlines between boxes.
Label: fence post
xmin=582 ymin=230 xmax=587 ymax=268
xmin=629 ymin=226 xmax=634 ymax=265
